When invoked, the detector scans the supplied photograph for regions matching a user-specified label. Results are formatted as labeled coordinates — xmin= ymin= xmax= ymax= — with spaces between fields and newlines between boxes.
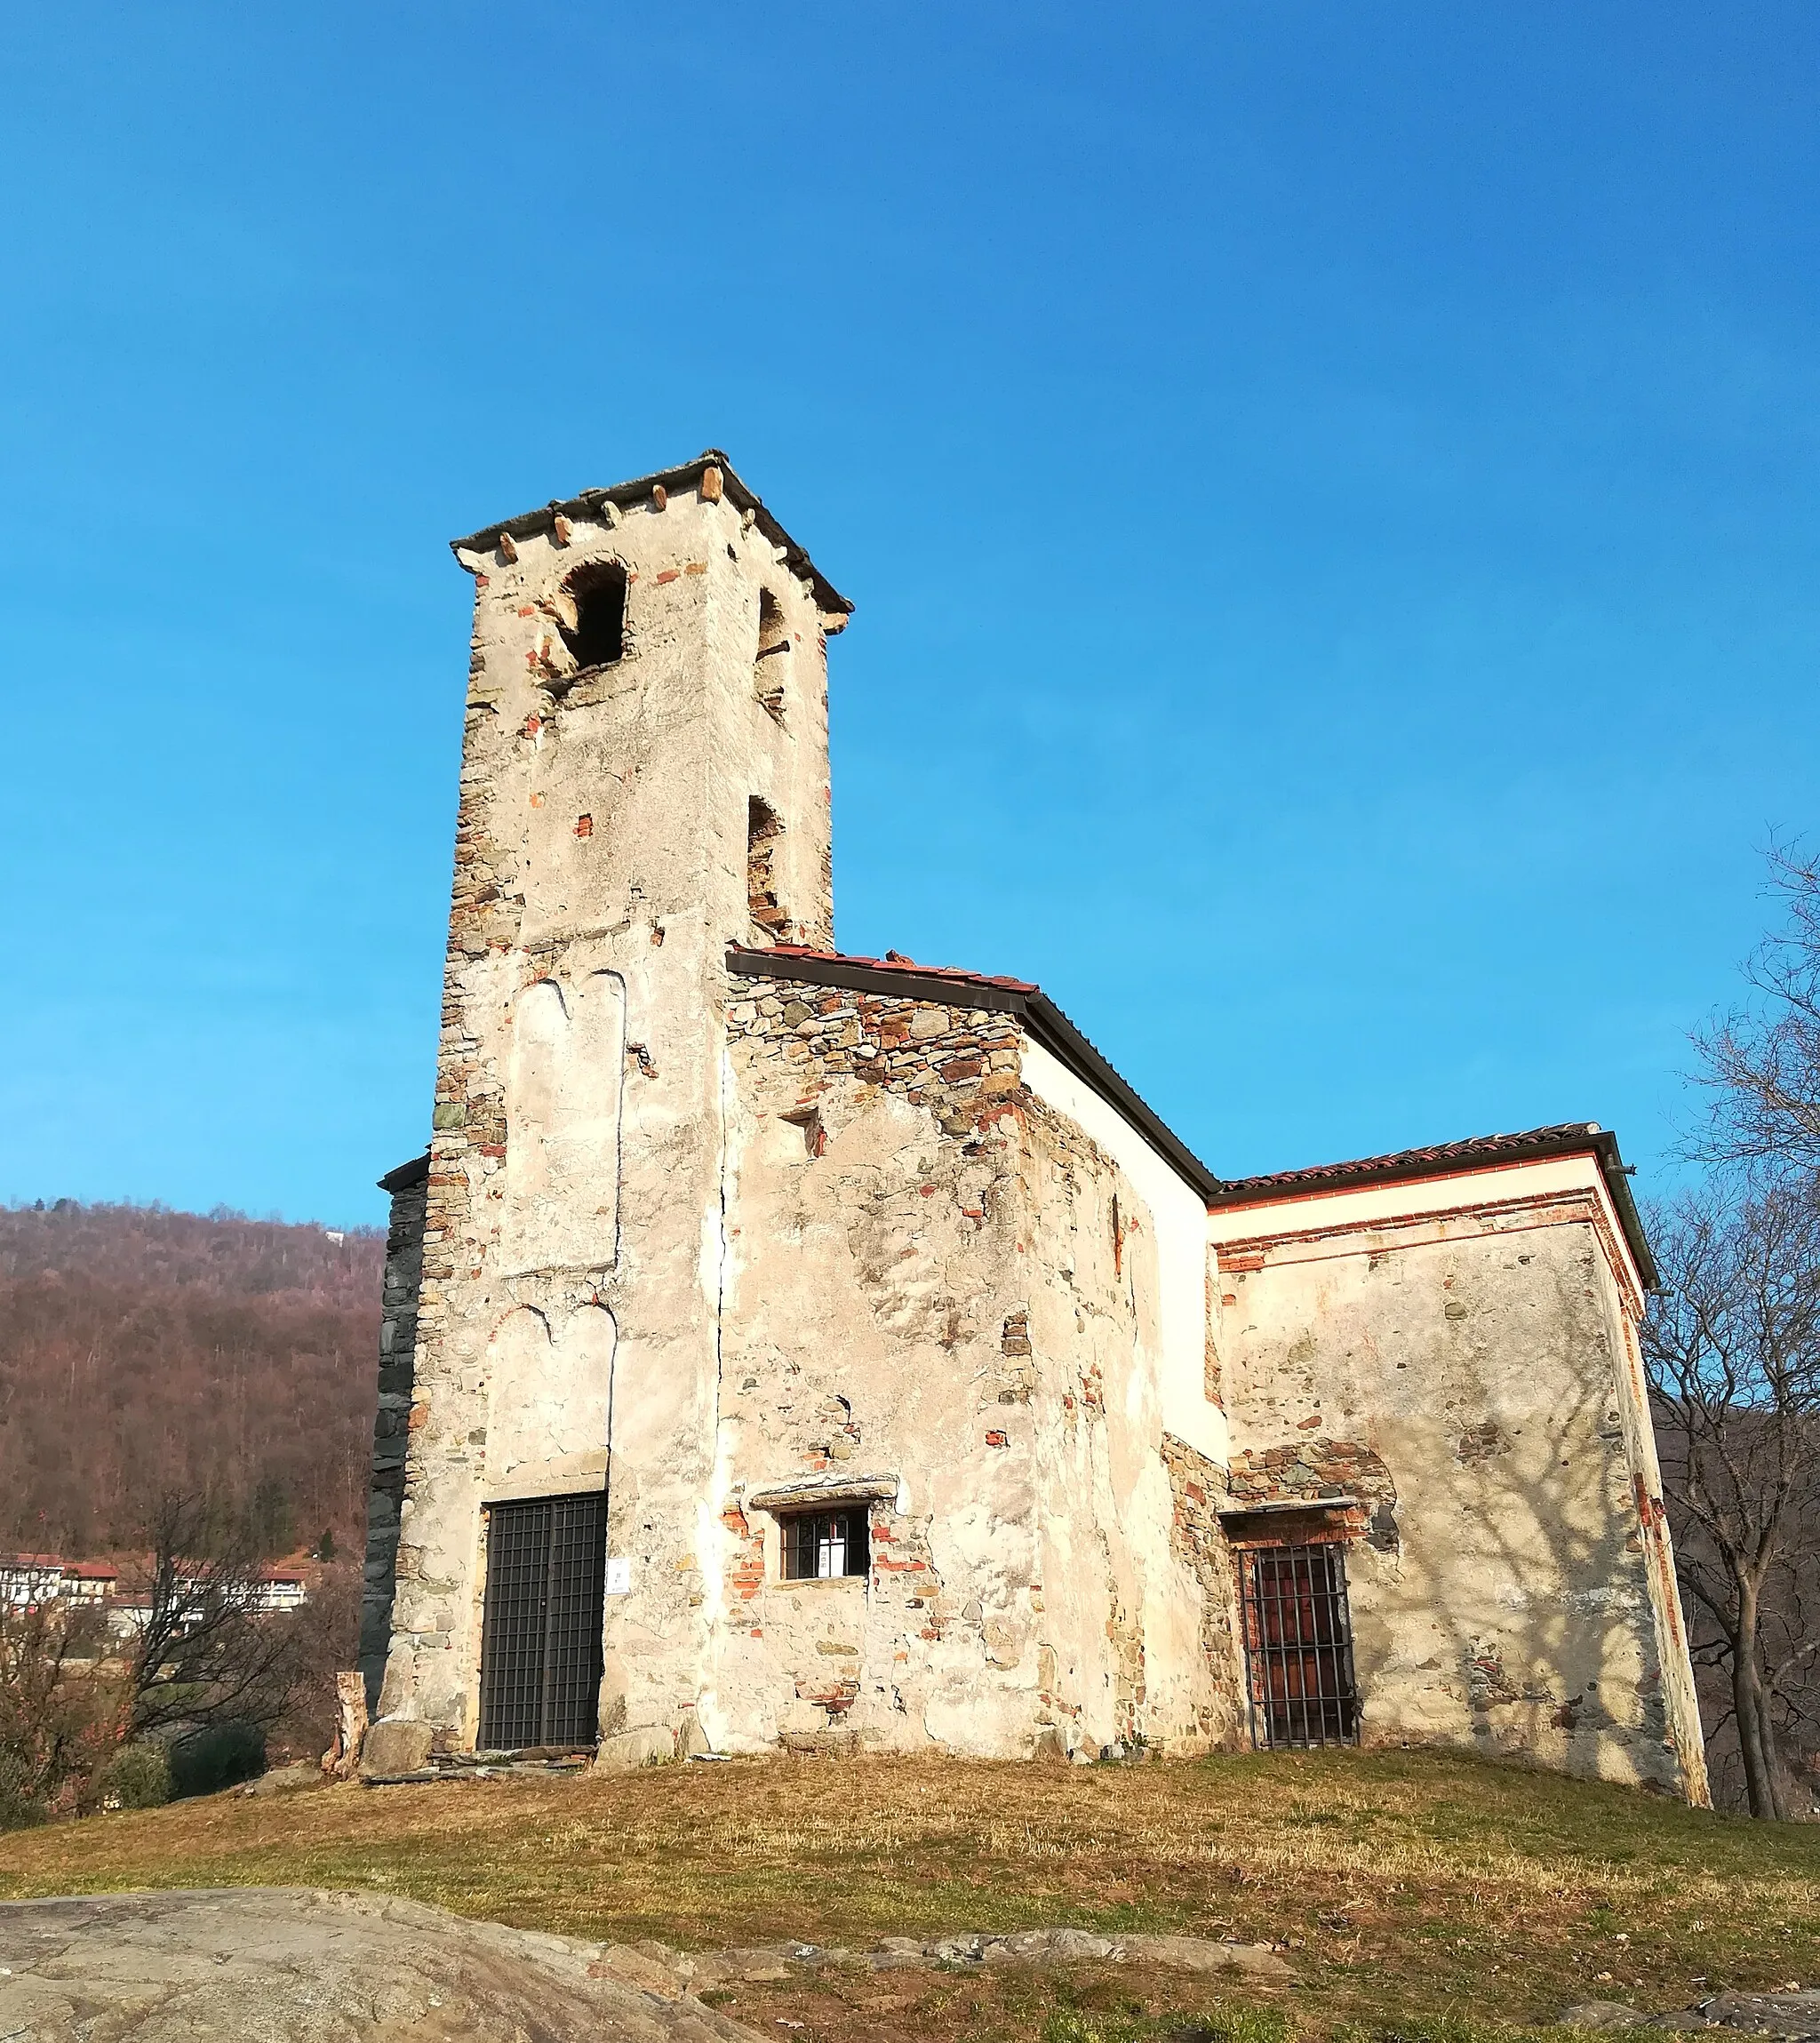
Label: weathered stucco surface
xmin=714 ymin=973 xmax=1240 ymax=1758
xmin=1211 ymin=1158 xmax=1708 ymax=1798
xmin=364 ymin=451 xmax=1705 ymax=1801
xmin=378 ymin=466 xmax=842 ymax=1745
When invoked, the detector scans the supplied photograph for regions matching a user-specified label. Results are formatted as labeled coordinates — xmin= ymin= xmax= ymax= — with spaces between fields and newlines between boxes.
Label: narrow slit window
xmin=747 ymin=795 xmax=788 ymax=940
xmin=556 ymin=561 xmax=627 ymax=671
xmin=754 ymin=587 xmax=787 ymax=719
xmin=1238 ymin=1542 xmax=1359 ymax=1750
xmin=780 ymin=1507 xmax=871 ymax=1581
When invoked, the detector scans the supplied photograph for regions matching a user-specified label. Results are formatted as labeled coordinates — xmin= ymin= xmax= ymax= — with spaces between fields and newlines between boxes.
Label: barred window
xmin=780 ymin=1507 xmax=870 ymax=1581
xmin=1239 ymin=1541 xmax=1359 ymax=1750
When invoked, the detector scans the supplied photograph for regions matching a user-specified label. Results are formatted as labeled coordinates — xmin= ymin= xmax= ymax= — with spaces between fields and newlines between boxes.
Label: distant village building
xmin=361 ymin=453 xmax=1709 ymax=1802
xmin=76 ymin=1563 xmax=310 ymax=1637
xmin=251 ymin=1568 xmax=309 ymax=1614
xmin=0 ymin=1555 xmax=117 ymax=1608
xmin=106 ymin=1598 xmax=155 ymax=1641
xmin=60 ymin=1561 xmax=119 ymax=1606
xmin=0 ymin=1554 xmax=68 ymax=1608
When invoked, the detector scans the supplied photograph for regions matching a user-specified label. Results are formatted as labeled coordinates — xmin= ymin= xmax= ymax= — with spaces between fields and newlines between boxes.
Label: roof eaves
xmin=378 ymin=1152 xmax=431 ymax=1195
xmin=1586 ymin=1129 xmax=1658 ymax=1292
xmin=447 ymin=449 xmax=853 ymax=618
xmin=1210 ymin=1123 xmax=1657 ymax=1290
xmin=1020 ymin=991 xmax=1222 ymax=1201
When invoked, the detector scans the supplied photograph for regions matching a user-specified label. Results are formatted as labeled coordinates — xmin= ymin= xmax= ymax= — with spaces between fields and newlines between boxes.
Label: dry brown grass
xmin=0 ymin=1748 xmax=1813 ymax=2043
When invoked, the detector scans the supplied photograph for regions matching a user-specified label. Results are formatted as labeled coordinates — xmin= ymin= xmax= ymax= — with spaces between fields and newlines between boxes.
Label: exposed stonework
xmin=723 ymin=977 xmax=1023 ymax=1132
xmin=1228 ymin=1437 xmax=1398 ymax=1530
xmin=359 ymin=1157 xmax=428 ymax=1712
xmin=1160 ymin=1432 xmax=1247 ymax=1747
xmin=364 ymin=451 xmax=1706 ymax=1803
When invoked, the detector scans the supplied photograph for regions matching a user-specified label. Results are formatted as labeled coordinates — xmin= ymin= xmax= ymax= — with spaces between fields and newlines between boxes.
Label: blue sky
xmin=2 ymin=4 xmax=1816 ymax=1226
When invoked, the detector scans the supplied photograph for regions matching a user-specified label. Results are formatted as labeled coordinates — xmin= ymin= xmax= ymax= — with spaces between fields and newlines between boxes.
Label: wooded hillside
xmin=0 ymin=1201 xmax=383 ymax=1558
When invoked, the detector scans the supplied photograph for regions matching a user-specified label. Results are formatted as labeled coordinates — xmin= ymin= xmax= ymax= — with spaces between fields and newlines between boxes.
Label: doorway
xmin=477 ymin=1492 xmax=606 ymax=1751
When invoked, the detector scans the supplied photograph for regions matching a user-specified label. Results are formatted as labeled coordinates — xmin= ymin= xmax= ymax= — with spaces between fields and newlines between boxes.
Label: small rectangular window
xmin=780 ymin=1507 xmax=870 ymax=1581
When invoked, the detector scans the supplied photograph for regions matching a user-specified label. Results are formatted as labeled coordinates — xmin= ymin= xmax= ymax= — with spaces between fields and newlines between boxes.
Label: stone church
xmin=359 ymin=451 xmax=1708 ymax=1801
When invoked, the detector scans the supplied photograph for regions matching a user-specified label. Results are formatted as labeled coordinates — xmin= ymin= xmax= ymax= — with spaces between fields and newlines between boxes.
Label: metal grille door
xmin=478 ymin=1493 xmax=606 ymax=1752
xmin=1240 ymin=1543 xmax=1360 ymax=1750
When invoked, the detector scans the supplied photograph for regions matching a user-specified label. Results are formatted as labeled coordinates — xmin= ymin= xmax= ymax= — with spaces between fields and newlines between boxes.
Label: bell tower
xmin=375 ymin=453 xmax=850 ymax=1752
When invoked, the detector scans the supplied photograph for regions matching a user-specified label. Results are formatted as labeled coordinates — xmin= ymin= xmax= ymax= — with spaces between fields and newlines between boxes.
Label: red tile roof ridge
xmin=754 ymin=945 xmax=1041 ymax=994
xmin=1212 ymin=1122 xmax=1607 ymax=1200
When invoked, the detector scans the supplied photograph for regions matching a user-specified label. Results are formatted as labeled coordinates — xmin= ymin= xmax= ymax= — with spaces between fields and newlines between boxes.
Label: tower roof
xmin=449 ymin=450 xmax=853 ymax=618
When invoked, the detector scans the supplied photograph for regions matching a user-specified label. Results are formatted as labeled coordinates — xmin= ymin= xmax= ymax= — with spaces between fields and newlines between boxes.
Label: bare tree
xmin=0 ymin=1591 xmax=111 ymax=1826
xmin=123 ymin=1492 xmax=304 ymax=1744
xmin=1645 ymin=1177 xmax=1820 ymax=1818
xmin=1692 ymin=841 xmax=1820 ymax=1173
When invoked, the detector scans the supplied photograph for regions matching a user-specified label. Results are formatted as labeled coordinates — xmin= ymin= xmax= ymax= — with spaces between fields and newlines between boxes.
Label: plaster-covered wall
xmin=1212 ymin=1162 xmax=1708 ymax=1799
xmin=714 ymin=973 xmax=1243 ymax=1759
xmin=380 ymin=470 xmax=845 ymax=1750
xmin=1016 ymin=1075 xmax=1244 ymax=1753
xmin=1021 ymin=1041 xmax=1225 ymax=1466
xmin=715 ymin=976 xmax=1047 ymax=1756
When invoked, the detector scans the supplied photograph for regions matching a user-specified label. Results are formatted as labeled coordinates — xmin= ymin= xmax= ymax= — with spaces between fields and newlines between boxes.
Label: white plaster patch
xmin=483 ymin=1302 xmax=615 ymax=1491
xmin=1021 ymin=1037 xmax=1225 ymax=1464
xmin=503 ymin=973 xmax=625 ymax=1274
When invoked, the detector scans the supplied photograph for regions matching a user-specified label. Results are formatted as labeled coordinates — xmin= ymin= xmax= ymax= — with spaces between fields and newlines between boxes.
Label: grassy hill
xmin=0 ymin=1748 xmax=1812 ymax=2043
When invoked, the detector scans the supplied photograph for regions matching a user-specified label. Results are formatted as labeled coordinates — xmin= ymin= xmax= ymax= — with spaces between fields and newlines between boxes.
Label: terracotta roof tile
xmin=754 ymin=945 xmax=1040 ymax=996
xmin=726 ymin=951 xmax=1652 ymax=1281
xmin=1209 ymin=1123 xmax=1608 ymax=1201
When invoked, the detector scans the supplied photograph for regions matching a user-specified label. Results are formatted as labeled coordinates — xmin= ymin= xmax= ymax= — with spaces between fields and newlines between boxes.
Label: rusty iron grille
xmin=478 ymin=1492 xmax=606 ymax=1752
xmin=1240 ymin=1542 xmax=1360 ymax=1750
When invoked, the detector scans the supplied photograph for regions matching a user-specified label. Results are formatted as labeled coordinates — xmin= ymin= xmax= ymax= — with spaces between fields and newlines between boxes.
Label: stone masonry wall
xmin=359 ymin=1161 xmax=428 ymax=1712
xmin=715 ymin=975 xmax=1039 ymax=1756
xmin=717 ymin=970 xmax=1243 ymax=1758
xmin=724 ymin=974 xmax=1024 ymax=1129
xmin=1159 ymin=1432 xmax=1247 ymax=1749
